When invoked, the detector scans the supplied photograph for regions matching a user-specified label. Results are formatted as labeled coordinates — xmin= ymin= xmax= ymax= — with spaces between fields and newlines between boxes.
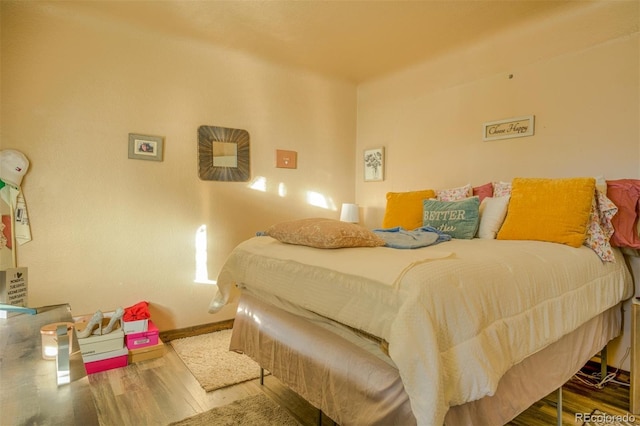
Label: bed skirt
xmin=230 ymin=292 xmax=622 ymax=425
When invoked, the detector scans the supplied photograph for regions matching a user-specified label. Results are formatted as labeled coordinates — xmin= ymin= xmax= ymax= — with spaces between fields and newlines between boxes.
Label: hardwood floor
xmin=509 ymin=366 xmax=632 ymax=426
xmin=88 ymin=343 xmax=330 ymax=426
xmin=89 ymin=343 xmax=633 ymax=426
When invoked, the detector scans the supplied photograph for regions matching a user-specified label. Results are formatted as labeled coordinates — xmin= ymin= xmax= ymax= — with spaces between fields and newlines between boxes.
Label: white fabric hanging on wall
xmin=0 ymin=184 xmax=32 ymax=246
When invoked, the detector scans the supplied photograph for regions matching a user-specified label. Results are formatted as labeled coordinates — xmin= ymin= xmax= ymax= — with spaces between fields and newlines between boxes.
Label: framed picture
xmin=128 ymin=133 xmax=164 ymax=161
xmin=197 ymin=125 xmax=250 ymax=182
xmin=364 ymin=147 xmax=384 ymax=182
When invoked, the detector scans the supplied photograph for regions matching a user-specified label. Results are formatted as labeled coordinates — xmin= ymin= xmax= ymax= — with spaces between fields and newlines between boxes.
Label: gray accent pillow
xmin=423 ymin=196 xmax=480 ymax=239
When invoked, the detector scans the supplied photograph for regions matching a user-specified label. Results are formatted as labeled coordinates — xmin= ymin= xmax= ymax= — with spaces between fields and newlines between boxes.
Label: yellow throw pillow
xmin=497 ymin=177 xmax=595 ymax=247
xmin=382 ymin=189 xmax=436 ymax=230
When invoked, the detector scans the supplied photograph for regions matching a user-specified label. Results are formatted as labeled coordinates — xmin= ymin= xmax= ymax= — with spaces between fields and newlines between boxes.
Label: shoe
xmin=100 ymin=307 xmax=124 ymax=335
xmin=76 ymin=310 xmax=103 ymax=338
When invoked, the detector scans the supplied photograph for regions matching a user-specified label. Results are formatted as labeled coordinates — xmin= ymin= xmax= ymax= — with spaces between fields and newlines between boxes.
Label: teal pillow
xmin=423 ymin=196 xmax=480 ymax=239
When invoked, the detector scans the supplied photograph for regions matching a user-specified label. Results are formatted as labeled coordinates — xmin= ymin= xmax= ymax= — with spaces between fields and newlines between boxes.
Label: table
xmin=0 ymin=304 xmax=99 ymax=425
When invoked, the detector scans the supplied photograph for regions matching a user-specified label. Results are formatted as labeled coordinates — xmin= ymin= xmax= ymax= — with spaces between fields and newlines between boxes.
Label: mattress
xmin=231 ymin=291 xmax=623 ymax=425
xmin=211 ymin=237 xmax=633 ymax=425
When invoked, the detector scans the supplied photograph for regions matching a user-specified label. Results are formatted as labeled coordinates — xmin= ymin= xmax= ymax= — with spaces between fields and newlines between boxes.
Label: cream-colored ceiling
xmin=50 ymin=1 xmax=595 ymax=83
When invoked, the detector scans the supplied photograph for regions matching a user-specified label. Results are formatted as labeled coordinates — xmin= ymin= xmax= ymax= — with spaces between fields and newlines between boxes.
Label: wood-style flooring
xmin=88 ymin=341 xmax=633 ymax=426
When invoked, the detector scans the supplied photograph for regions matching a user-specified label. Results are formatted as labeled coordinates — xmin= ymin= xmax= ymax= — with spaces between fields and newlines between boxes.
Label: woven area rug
xmin=581 ymin=409 xmax=639 ymax=426
xmin=169 ymin=393 xmax=300 ymax=426
xmin=170 ymin=329 xmax=266 ymax=391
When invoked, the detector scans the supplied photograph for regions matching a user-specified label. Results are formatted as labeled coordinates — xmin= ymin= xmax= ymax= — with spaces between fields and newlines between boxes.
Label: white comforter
xmin=209 ymin=237 xmax=633 ymax=425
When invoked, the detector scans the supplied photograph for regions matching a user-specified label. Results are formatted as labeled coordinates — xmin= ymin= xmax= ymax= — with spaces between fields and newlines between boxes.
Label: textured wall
xmin=1 ymin=2 xmax=357 ymax=330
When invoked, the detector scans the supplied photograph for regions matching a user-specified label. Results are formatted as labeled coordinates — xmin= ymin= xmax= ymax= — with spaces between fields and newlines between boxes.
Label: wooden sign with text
xmin=483 ymin=115 xmax=535 ymax=141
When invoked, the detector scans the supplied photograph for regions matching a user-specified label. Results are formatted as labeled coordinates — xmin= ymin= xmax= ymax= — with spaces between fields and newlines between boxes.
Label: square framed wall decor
xmin=197 ymin=125 xmax=250 ymax=182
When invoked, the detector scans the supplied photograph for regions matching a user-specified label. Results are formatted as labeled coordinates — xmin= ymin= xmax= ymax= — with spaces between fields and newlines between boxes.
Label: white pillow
xmin=477 ymin=196 xmax=510 ymax=239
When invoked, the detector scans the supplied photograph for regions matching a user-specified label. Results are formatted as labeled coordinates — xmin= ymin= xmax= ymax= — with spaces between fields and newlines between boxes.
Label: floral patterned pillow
xmin=263 ymin=218 xmax=385 ymax=249
xmin=436 ymin=184 xmax=472 ymax=202
xmin=492 ymin=181 xmax=512 ymax=197
xmin=584 ymin=190 xmax=618 ymax=262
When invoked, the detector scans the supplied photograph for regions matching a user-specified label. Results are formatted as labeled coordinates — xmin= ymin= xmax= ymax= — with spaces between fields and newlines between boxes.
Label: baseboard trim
xmin=159 ymin=319 xmax=234 ymax=342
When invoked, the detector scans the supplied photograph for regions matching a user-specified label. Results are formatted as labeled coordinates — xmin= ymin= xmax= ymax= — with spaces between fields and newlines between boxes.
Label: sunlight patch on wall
xmin=278 ymin=182 xmax=287 ymax=197
xmin=248 ymin=176 xmax=267 ymax=192
xmin=306 ymin=190 xmax=336 ymax=211
xmin=247 ymin=176 xmax=336 ymax=210
xmin=194 ymin=225 xmax=216 ymax=285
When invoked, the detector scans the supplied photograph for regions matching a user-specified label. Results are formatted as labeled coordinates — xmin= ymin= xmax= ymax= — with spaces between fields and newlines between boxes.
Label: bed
xmin=209 ymin=177 xmax=638 ymax=425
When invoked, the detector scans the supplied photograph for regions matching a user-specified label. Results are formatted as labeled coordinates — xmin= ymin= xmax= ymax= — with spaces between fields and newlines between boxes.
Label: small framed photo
xmin=364 ymin=147 xmax=384 ymax=182
xmin=128 ymin=133 xmax=164 ymax=161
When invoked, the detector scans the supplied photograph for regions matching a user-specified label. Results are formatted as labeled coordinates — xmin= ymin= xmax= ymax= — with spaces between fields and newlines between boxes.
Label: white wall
xmin=355 ymin=2 xmax=639 ymax=369
xmin=2 ymin=0 xmax=639 ymax=371
xmin=1 ymin=2 xmax=357 ymax=330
